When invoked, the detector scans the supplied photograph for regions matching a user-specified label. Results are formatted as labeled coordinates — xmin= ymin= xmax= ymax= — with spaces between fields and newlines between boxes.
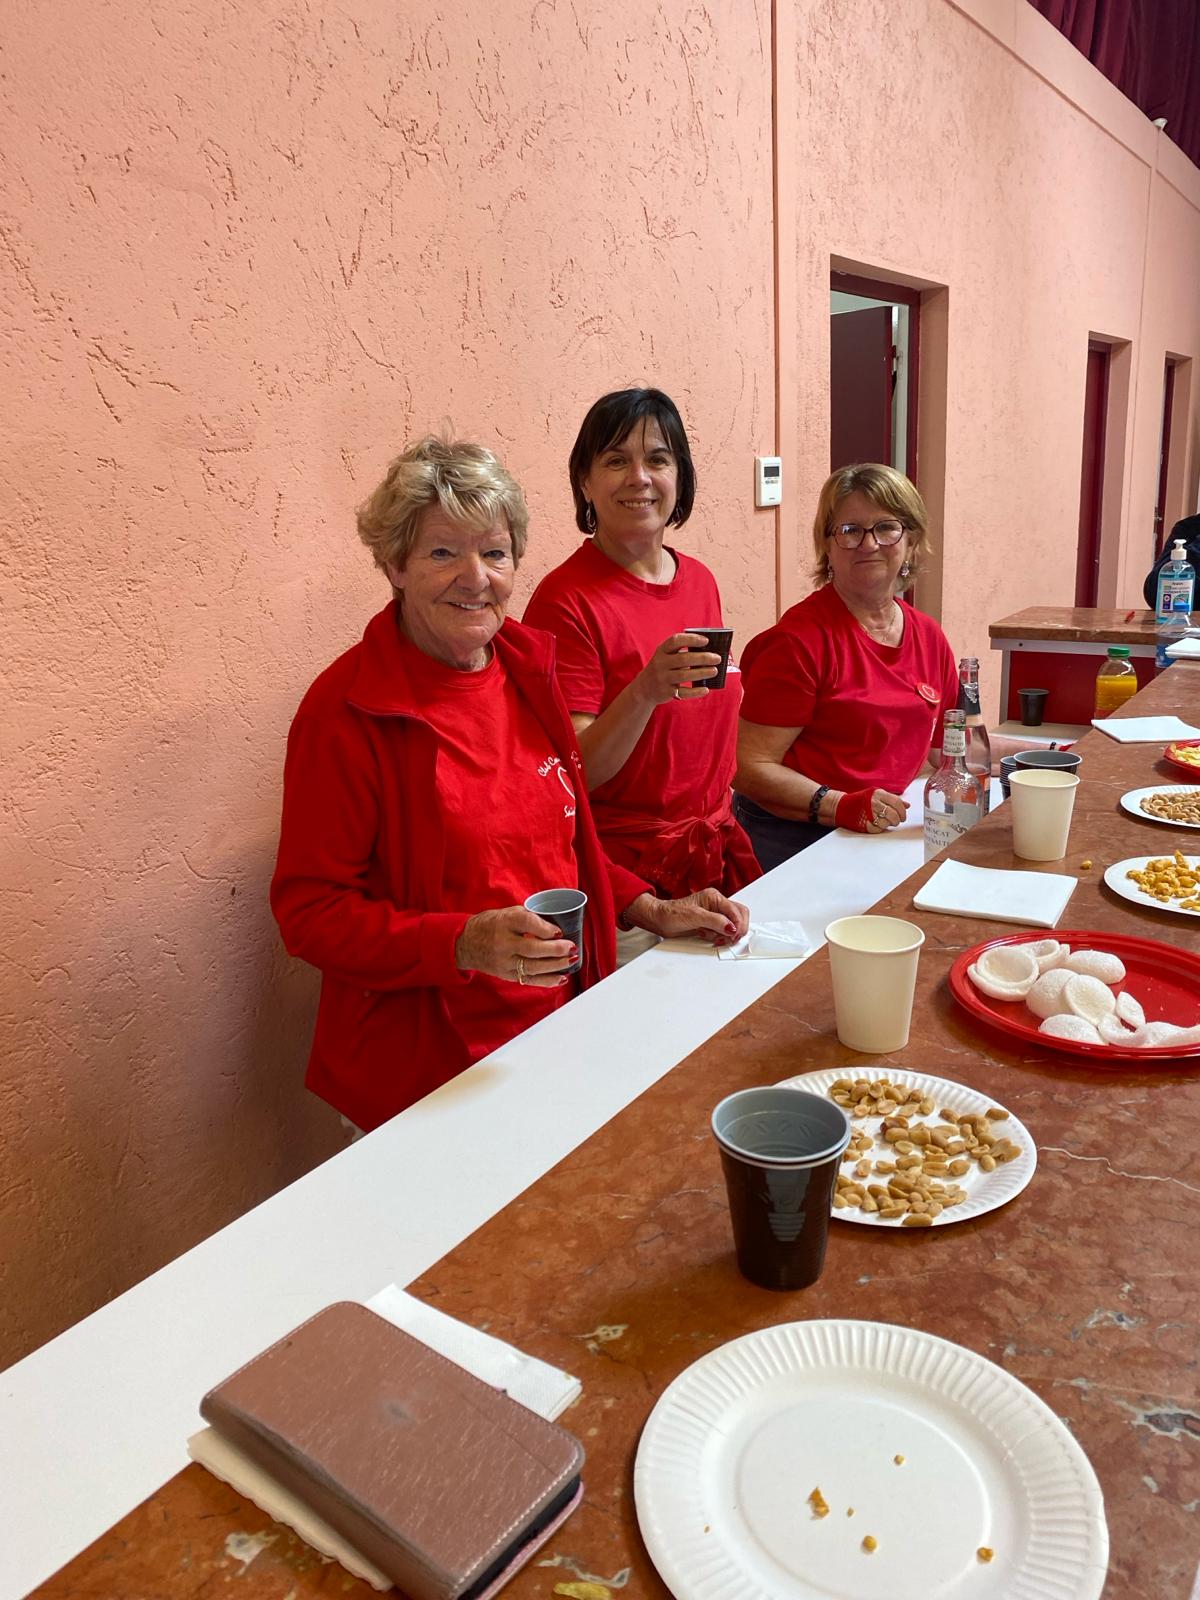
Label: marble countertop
xmin=989 ymin=606 xmax=1159 ymax=644
xmin=19 ymin=675 xmax=1200 ymax=1600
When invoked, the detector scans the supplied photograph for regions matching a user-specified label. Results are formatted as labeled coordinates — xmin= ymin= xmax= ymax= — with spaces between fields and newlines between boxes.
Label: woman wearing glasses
xmin=733 ymin=463 xmax=958 ymax=870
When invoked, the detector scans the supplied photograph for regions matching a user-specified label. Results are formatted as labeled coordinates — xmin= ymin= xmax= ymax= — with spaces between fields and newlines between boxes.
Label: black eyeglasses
xmin=825 ymin=519 xmax=907 ymax=550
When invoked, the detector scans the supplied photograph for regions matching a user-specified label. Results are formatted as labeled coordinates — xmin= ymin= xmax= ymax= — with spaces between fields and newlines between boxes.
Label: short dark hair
xmin=568 ymin=388 xmax=697 ymax=534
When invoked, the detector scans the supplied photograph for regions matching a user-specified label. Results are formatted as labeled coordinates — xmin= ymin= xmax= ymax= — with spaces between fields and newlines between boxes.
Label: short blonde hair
xmin=357 ymin=434 xmax=530 ymax=574
xmin=811 ymin=463 xmax=932 ymax=591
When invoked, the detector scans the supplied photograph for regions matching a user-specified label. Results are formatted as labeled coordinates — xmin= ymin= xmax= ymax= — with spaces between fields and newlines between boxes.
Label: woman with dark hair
xmin=524 ymin=389 xmax=758 ymax=956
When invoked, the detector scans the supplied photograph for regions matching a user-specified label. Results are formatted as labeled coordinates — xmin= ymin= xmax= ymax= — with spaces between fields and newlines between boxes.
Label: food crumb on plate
xmin=862 ymin=1535 xmax=878 ymax=1553
xmin=807 ymin=1486 xmax=829 ymax=1518
xmin=977 ymin=1546 xmax=995 ymax=1563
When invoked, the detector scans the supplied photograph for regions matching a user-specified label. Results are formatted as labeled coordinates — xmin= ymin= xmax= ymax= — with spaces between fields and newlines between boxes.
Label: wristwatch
xmin=809 ymin=784 xmax=829 ymax=825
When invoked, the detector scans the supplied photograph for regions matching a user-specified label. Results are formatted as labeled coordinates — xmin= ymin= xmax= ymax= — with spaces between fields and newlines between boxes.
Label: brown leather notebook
xmin=199 ymin=1302 xmax=584 ymax=1600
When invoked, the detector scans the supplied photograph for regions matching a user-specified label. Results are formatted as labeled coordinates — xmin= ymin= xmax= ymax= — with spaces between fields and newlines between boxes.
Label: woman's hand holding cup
xmin=635 ymin=633 xmax=721 ymax=705
xmin=455 ymin=907 xmax=575 ymax=987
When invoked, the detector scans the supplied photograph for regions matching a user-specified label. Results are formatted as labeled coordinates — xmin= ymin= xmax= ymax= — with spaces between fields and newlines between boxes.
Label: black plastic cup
xmin=684 ymin=627 xmax=733 ymax=690
xmin=1014 ymin=749 xmax=1082 ymax=775
xmin=999 ymin=754 xmax=1019 ymax=801
xmin=711 ymin=1087 xmax=851 ymax=1291
xmin=1019 ymin=687 xmax=1049 ymax=726
xmin=523 ymin=888 xmax=586 ymax=975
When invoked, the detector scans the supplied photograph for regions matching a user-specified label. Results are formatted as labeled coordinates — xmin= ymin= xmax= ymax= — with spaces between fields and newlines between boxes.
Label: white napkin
xmin=1165 ymin=637 xmax=1200 ymax=660
xmin=717 ymin=920 xmax=814 ymax=961
xmin=913 ymin=859 xmax=1077 ymax=928
xmin=188 ymin=1291 xmax=582 ymax=1593
xmin=1091 ymin=715 xmax=1200 ymax=742
xmin=366 ymin=1284 xmax=580 ymax=1418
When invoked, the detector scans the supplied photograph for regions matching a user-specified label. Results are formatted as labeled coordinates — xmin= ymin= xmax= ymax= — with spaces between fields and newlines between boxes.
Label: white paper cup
xmin=824 ymin=915 xmax=925 ymax=1053
xmin=1008 ymin=769 xmax=1080 ymax=861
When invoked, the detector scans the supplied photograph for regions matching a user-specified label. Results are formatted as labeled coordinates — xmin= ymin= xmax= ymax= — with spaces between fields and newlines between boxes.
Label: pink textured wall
xmin=778 ymin=0 xmax=1200 ymax=696
xmin=0 ymin=0 xmax=774 ymax=1364
xmin=2 ymin=0 xmax=1197 ymax=1365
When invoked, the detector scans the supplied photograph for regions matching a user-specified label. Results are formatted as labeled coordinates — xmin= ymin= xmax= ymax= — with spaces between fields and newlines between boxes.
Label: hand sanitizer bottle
xmin=1156 ymin=540 xmax=1196 ymax=668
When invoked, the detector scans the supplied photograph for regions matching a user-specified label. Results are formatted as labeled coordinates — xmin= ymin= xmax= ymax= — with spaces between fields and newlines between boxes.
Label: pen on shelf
xmin=1123 ymin=609 xmax=1136 ymax=622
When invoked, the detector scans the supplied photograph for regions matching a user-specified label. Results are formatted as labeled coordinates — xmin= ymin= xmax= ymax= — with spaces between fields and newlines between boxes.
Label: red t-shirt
xmin=523 ymin=539 xmax=755 ymax=895
xmin=738 ymin=585 xmax=959 ymax=793
xmin=401 ymin=638 xmax=578 ymax=1062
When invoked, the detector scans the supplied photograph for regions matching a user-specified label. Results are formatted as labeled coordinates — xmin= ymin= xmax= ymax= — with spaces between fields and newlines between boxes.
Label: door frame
xmin=830 ymin=269 xmax=921 ymax=485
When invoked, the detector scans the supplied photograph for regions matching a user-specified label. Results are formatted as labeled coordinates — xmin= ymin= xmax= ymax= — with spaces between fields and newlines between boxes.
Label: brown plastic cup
xmin=684 ymin=627 xmax=733 ymax=689
xmin=711 ymin=1087 xmax=851 ymax=1291
xmin=524 ymin=888 xmax=586 ymax=975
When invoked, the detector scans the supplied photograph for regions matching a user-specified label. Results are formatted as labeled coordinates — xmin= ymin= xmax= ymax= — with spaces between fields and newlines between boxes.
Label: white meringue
xmin=1064 ymin=950 xmax=1127 ymax=984
xmin=1039 ymin=1014 xmax=1105 ymax=1044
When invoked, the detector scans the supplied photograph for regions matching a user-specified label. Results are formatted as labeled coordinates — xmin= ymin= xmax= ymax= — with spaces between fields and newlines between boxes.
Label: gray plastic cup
xmin=1019 ymin=687 xmax=1049 ymax=726
xmin=1014 ymin=748 xmax=1082 ymax=775
xmin=685 ymin=626 xmax=733 ymax=690
xmin=711 ymin=1087 xmax=851 ymax=1291
xmin=523 ymin=888 xmax=587 ymax=975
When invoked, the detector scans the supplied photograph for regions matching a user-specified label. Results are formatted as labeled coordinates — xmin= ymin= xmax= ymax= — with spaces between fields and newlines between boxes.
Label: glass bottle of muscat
xmin=957 ymin=656 xmax=992 ymax=816
xmin=924 ymin=709 xmax=983 ymax=862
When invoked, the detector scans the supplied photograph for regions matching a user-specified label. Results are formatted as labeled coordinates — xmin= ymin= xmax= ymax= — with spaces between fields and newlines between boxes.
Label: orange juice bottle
xmin=1093 ymin=646 xmax=1138 ymax=715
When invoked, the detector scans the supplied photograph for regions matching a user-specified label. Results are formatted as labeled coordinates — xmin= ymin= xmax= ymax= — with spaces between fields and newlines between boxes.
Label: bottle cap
xmin=1107 ymin=646 xmax=1132 ymax=658
xmin=1172 ymin=541 xmax=1188 ymax=559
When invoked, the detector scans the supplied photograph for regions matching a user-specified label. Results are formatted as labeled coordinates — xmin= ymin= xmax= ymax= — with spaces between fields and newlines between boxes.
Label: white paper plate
xmin=635 ymin=1320 xmax=1108 ymax=1600
xmin=1104 ymin=855 xmax=1200 ymax=919
xmin=775 ymin=1069 xmax=1035 ymax=1228
xmin=1119 ymin=785 xmax=1200 ymax=829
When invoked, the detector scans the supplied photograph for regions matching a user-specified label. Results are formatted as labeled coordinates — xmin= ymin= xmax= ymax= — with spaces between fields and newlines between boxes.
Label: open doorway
xmin=1075 ymin=341 xmax=1111 ymax=606
xmin=830 ymin=270 xmax=920 ymax=484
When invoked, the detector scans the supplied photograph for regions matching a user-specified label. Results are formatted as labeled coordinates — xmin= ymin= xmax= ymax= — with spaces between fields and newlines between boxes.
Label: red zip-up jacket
xmin=270 ymin=602 xmax=650 ymax=1132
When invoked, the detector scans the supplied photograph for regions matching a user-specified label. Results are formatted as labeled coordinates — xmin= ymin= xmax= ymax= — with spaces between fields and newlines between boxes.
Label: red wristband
xmin=834 ymin=787 xmax=876 ymax=832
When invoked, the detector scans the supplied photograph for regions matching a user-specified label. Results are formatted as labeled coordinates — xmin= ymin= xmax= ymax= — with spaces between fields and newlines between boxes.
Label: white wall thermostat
xmin=755 ymin=455 xmax=782 ymax=507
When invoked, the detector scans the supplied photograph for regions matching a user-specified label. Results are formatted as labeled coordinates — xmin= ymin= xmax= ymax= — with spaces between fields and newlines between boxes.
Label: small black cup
xmin=523 ymin=889 xmax=586 ymax=975
xmin=684 ymin=627 xmax=733 ymax=690
xmin=999 ymin=754 xmax=1019 ymax=802
xmin=1018 ymin=687 xmax=1049 ymax=726
xmin=711 ymin=1087 xmax=850 ymax=1291
xmin=1014 ymin=749 xmax=1081 ymax=775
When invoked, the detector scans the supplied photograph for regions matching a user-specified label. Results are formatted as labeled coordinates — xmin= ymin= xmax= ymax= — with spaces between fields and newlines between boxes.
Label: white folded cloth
xmin=188 ymin=1289 xmax=582 ymax=1591
xmin=913 ymin=860 xmax=1077 ymax=928
xmin=1091 ymin=715 xmax=1200 ymax=742
xmin=1165 ymin=637 xmax=1200 ymax=660
xmin=365 ymin=1284 xmax=580 ymax=1418
xmin=717 ymin=921 xmax=814 ymax=960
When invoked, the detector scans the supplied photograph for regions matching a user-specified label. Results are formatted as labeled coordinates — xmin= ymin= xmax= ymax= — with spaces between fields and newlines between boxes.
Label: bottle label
xmin=924 ymin=808 xmax=966 ymax=861
xmin=1157 ymin=576 xmax=1193 ymax=619
xmin=943 ymin=726 xmax=967 ymax=757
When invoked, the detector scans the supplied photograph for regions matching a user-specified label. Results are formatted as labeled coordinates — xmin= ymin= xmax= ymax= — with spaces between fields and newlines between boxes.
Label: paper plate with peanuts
xmin=1119 ymin=785 xmax=1200 ymax=830
xmin=776 ymin=1069 xmax=1035 ymax=1228
xmin=949 ymin=929 xmax=1200 ymax=1061
xmin=635 ymin=1320 xmax=1108 ymax=1600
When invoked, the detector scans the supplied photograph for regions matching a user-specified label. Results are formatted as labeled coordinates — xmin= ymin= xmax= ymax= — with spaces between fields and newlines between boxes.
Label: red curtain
xmin=1028 ymin=0 xmax=1200 ymax=170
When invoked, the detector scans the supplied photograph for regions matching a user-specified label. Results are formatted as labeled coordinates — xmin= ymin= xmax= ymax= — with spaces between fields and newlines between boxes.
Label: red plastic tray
xmin=1163 ymin=739 xmax=1200 ymax=779
xmin=948 ymin=929 xmax=1200 ymax=1065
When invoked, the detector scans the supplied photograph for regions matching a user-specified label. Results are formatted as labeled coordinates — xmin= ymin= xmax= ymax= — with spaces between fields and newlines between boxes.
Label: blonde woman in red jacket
xmin=271 ymin=435 xmax=748 ymax=1132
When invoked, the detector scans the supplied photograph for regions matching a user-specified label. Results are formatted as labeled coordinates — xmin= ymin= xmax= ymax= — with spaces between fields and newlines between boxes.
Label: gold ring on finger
xmin=516 ymin=955 xmax=526 ymax=985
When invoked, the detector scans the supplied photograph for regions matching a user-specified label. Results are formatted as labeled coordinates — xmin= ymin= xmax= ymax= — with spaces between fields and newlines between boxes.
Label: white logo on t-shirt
xmin=537 ymin=754 xmax=577 ymax=817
